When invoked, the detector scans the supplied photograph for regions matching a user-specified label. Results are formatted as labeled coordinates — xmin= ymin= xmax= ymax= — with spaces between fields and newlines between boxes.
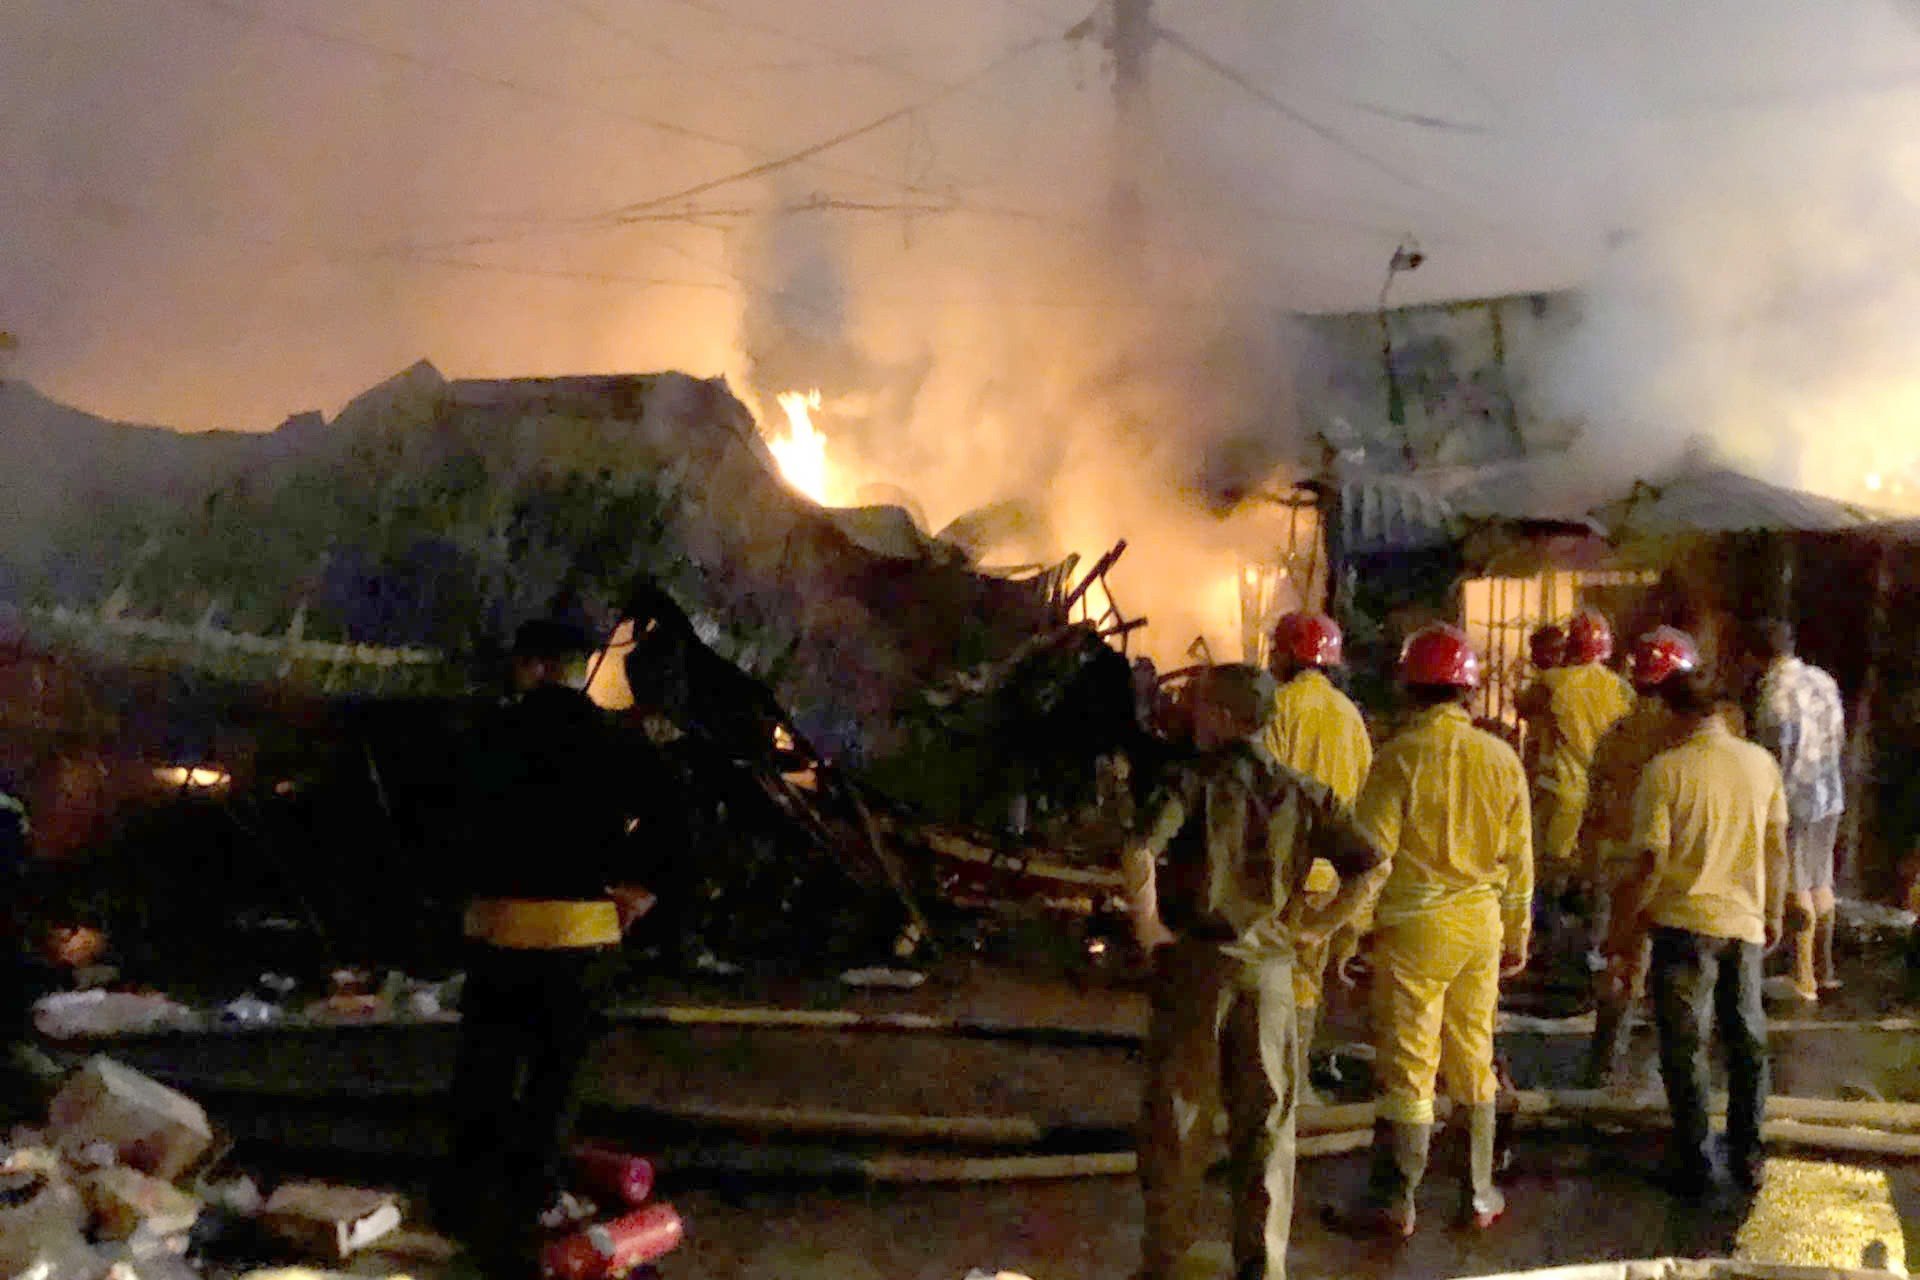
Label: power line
xmin=1150 ymin=21 xmax=1438 ymax=195
xmin=166 ymin=0 xmax=936 ymax=200
xmin=601 ymin=36 xmax=1056 ymax=221
xmin=646 ymin=0 xmax=946 ymax=91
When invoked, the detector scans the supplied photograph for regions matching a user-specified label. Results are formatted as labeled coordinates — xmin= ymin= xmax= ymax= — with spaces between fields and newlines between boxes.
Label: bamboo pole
xmin=1297 ymin=1129 xmax=1372 ymax=1159
xmin=1303 ymin=1091 xmax=1920 ymax=1138
xmin=661 ymin=1145 xmax=1136 ymax=1183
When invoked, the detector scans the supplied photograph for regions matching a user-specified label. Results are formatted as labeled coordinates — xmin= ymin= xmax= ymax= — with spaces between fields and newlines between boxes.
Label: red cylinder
xmin=572 ymin=1143 xmax=656 ymax=1207
xmin=541 ymin=1204 xmax=684 ymax=1280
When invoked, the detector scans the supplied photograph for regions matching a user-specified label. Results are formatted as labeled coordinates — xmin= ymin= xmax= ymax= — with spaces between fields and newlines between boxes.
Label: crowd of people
xmin=1124 ymin=606 xmax=1845 ymax=1280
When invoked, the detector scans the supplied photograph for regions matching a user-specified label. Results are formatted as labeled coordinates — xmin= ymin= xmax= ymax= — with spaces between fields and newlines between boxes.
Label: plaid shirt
xmin=1755 ymin=656 xmax=1846 ymax=823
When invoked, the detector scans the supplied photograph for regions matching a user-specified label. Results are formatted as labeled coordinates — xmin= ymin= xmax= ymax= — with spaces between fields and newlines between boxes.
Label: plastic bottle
xmin=540 ymin=1203 xmax=684 ymax=1280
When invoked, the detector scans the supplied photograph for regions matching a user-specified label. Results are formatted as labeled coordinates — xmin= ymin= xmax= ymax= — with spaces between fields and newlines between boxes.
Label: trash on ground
xmin=48 ymin=1057 xmax=214 ymax=1183
xmin=838 ymin=967 xmax=927 ymax=990
xmin=259 ymin=1181 xmax=403 ymax=1260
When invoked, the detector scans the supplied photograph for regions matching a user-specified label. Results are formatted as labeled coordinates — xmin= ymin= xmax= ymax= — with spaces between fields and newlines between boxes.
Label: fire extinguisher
xmin=541 ymin=1203 xmax=684 ymax=1280
xmin=572 ymin=1142 xmax=656 ymax=1207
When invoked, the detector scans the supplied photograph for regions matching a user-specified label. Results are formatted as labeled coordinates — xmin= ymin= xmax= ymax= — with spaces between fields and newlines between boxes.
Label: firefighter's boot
xmin=1463 ymin=1102 xmax=1506 ymax=1229
xmin=1325 ymin=1120 xmax=1428 ymax=1238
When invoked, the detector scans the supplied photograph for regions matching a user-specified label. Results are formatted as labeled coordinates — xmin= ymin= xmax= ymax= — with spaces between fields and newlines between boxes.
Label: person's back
xmin=1623 ymin=674 xmax=1786 ymax=1196
xmin=1636 ymin=721 xmax=1784 ymax=946
xmin=1542 ymin=663 xmax=1636 ymax=778
xmin=1335 ymin=625 xmax=1529 ymax=1237
xmin=468 ymin=683 xmax=633 ymax=905
xmin=1368 ymin=703 xmax=1530 ymax=926
xmin=1585 ymin=698 xmax=1681 ymax=873
xmin=1264 ymin=669 xmax=1372 ymax=808
xmin=1756 ymin=656 xmax=1845 ymax=822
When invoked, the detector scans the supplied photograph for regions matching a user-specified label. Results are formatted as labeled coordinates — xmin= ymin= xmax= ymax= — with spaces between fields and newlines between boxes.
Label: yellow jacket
xmin=1262 ymin=670 xmax=1373 ymax=807
xmin=1265 ymin=670 xmax=1373 ymax=896
xmin=1534 ymin=663 xmax=1634 ymax=795
xmin=1356 ymin=703 xmax=1534 ymax=951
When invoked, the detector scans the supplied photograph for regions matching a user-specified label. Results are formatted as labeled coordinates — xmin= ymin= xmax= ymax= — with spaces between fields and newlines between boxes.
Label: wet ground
xmin=37 ymin=948 xmax=1920 ymax=1279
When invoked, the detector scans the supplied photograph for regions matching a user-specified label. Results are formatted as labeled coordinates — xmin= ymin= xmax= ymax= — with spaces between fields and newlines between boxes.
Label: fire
xmin=768 ymin=390 xmax=836 ymax=505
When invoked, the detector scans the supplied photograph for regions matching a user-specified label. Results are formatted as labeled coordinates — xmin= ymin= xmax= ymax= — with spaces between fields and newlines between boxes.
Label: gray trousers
xmin=1141 ymin=938 xmax=1297 ymax=1280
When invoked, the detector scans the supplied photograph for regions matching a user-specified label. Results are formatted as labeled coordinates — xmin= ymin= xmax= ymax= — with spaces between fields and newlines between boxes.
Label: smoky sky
xmin=11 ymin=0 xmax=1918 ymax=432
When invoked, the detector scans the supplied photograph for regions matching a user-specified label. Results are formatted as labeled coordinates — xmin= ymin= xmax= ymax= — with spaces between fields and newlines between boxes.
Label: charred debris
xmin=0 ymin=365 xmax=1166 ymax=991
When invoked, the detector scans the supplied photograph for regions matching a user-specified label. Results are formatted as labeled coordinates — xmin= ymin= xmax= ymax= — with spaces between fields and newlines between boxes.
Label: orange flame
xmin=768 ymin=390 xmax=836 ymax=505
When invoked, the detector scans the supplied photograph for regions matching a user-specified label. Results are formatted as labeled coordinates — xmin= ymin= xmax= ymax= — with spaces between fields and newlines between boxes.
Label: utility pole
xmin=1108 ymin=0 xmax=1153 ymax=242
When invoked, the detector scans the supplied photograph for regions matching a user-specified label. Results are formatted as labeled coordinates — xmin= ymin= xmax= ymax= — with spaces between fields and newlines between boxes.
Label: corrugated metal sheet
xmin=1335 ymin=462 xmax=1872 ymax=555
xmin=1337 ymin=472 xmax=1456 ymax=556
xmin=1598 ymin=468 xmax=1873 ymax=537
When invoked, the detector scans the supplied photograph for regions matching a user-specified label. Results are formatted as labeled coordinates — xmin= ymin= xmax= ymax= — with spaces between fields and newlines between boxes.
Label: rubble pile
xmin=870 ymin=624 xmax=1149 ymax=851
xmin=0 ymin=1055 xmax=431 ymax=1280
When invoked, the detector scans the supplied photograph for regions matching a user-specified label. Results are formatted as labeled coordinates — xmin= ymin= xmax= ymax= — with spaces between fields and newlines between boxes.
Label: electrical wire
xmin=600 ymin=35 xmax=1055 ymax=221
xmin=1149 ymin=21 xmax=1438 ymax=195
xmin=166 ymin=0 xmax=941 ymax=201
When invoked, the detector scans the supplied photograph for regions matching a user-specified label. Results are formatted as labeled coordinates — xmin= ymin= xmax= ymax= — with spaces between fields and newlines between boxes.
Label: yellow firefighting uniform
xmin=1529 ymin=663 xmax=1634 ymax=867
xmin=1262 ymin=670 xmax=1374 ymax=1014
xmin=1355 ymin=704 xmax=1532 ymax=1126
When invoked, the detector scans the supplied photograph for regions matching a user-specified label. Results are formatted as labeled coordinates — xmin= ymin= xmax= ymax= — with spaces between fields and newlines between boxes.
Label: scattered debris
xmin=48 ymin=1057 xmax=214 ymax=1183
xmin=34 ymin=992 xmax=201 ymax=1039
xmin=259 ymin=1182 xmax=402 ymax=1260
xmin=838 ymin=967 xmax=927 ymax=990
xmin=82 ymin=1165 xmax=202 ymax=1241
xmin=1836 ymin=897 xmax=1917 ymax=948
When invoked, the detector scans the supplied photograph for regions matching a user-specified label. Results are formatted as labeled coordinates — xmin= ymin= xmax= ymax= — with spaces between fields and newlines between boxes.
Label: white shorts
xmin=1789 ymin=813 xmax=1840 ymax=895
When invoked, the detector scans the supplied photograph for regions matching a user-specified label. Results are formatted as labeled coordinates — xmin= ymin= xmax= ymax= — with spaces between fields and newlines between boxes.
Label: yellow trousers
xmin=1372 ymin=894 xmax=1502 ymax=1125
xmin=1531 ymin=780 xmax=1586 ymax=867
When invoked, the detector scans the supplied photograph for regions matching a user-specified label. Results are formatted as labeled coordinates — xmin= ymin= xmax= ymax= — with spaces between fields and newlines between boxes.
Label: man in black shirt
xmin=441 ymin=619 xmax=655 ymax=1268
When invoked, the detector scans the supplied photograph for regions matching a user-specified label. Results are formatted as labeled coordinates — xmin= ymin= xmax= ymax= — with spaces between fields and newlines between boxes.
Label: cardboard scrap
xmin=261 ymin=1181 xmax=403 ymax=1259
xmin=48 ymin=1056 xmax=214 ymax=1182
xmin=84 ymin=1165 xmax=203 ymax=1241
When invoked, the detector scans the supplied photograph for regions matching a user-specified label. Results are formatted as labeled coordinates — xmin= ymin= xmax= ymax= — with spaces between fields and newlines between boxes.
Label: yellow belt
xmin=464 ymin=898 xmax=621 ymax=949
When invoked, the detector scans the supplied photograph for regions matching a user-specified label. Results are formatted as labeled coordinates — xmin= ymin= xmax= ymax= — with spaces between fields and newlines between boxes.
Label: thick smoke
xmin=735 ymin=193 xmax=1314 ymax=666
xmin=1536 ymin=3 xmax=1920 ymax=511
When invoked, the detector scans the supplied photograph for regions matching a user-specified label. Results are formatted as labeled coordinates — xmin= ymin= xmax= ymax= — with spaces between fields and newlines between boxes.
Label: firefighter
xmin=1520 ymin=624 xmax=1566 ymax=780
xmin=441 ymin=619 xmax=659 ymax=1268
xmin=1262 ymin=612 xmax=1373 ymax=1105
xmin=1329 ymin=624 xmax=1532 ymax=1237
xmin=1582 ymin=627 xmax=1694 ymax=1090
xmin=1519 ymin=609 xmax=1633 ymax=937
xmin=1609 ymin=664 xmax=1787 ymax=1196
xmin=1528 ymin=624 xmax=1567 ymax=675
xmin=1126 ymin=664 xmax=1387 ymax=1280
xmin=1750 ymin=620 xmax=1846 ymax=1000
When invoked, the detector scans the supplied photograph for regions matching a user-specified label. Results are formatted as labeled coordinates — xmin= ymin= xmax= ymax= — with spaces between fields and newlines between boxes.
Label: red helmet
xmin=1272 ymin=612 xmax=1344 ymax=669
xmin=1567 ymin=609 xmax=1614 ymax=665
xmin=1399 ymin=623 xmax=1482 ymax=689
xmin=1628 ymin=626 xmax=1699 ymax=691
xmin=1528 ymin=624 xmax=1566 ymax=671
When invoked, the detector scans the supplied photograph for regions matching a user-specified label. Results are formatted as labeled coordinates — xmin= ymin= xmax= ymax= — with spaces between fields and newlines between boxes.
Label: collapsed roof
xmin=6 ymin=362 xmax=1062 ymax=755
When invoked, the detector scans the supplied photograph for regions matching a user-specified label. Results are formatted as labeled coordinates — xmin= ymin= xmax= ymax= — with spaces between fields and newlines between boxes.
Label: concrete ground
xmin=39 ymin=949 xmax=1920 ymax=1279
